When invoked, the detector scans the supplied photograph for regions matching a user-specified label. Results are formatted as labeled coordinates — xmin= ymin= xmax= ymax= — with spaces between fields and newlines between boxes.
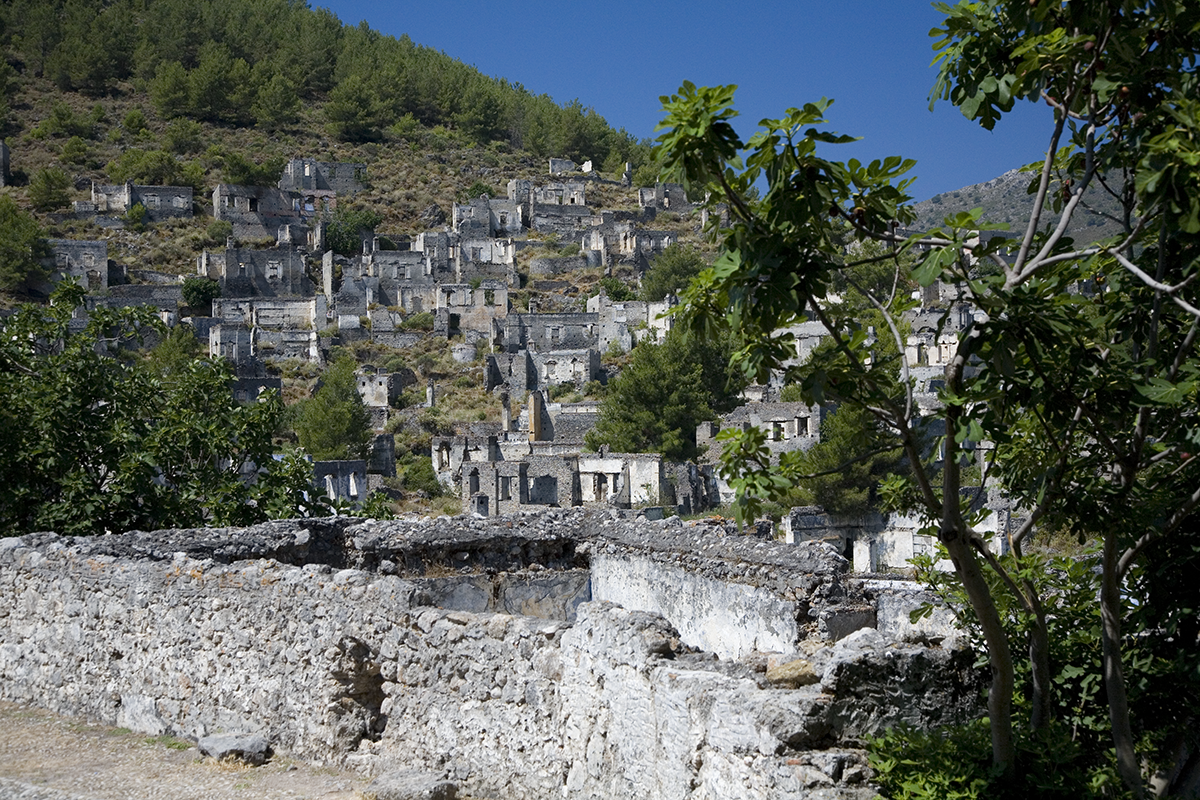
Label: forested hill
xmin=0 ymin=0 xmax=650 ymax=168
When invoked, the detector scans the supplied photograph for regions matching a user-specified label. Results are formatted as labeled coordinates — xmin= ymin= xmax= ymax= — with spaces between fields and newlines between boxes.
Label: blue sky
xmin=315 ymin=1 xmax=1052 ymax=201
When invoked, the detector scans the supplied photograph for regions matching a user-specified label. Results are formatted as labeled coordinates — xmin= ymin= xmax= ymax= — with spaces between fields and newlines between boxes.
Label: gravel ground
xmin=0 ymin=702 xmax=371 ymax=800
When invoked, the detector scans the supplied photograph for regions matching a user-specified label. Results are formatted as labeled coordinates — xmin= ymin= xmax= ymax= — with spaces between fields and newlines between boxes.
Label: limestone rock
xmin=766 ymin=658 xmax=820 ymax=688
xmin=367 ymin=770 xmax=457 ymax=800
xmin=419 ymin=204 xmax=446 ymax=227
xmin=116 ymin=694 xmax=166 ymax=735
xmin=198 ymin=733 xmax=270 ymax=766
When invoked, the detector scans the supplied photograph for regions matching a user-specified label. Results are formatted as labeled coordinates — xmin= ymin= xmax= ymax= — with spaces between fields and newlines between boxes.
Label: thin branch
xmin=1008 ymin=158 xmax=1098 ymax=287
xmin=1013 ymin=113 xmax=1067 ymax=275
xmin=1109 ymin=248 xmax=1198 ymax=295
xmin=1169 ymin=320 xmax=1200 ymax=381
xmin=843 ymin=272 xmax=914 ymax=422
xmin=841 ymin=250 xmax=912 ymax=270
xmin=1111 ymin=251 xmax=1200 ymax=318
xmin=805 ymin=296 xmax=940 ymax=514
xmin=972 ymin=532 xmax=1038 ymax=614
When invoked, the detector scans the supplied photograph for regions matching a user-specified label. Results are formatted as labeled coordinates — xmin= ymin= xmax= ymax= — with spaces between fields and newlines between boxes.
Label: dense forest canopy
xmin=0 ymin=0 xmax=651 ymax=169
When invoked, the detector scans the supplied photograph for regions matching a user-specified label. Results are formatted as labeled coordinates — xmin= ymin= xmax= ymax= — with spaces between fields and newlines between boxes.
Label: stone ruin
xmin=0 ymin=509 xmax=979 ymax=800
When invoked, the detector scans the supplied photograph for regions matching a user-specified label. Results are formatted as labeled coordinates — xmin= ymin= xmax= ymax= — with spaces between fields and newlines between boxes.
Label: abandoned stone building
xmin=329 ymin=235 xmax=466 ymax=312
xmin=638 ymin=181 xmax=692 ymax=212
xmin=312 ymin=459 xmax=367 ymax=504
xmin=208 ymin=323 xmax=254 ymax=365
xmin=212 ymin=293 xmax=327 ymax=329
xmin=231 ymin=376 xmax=283 ymax=404
xmin=452 ymin=195 xmax=525 ymax=238
xmin=356 ymin=366 xmax=416 ymax=428
xmin=501 ymin=311 xmax=598 ymax=352
xmin=454 ymin=446 xmax=687 ymax=517
xmin=212 ymin=184 xmax=313 ymax=240
xmin=278 ymin=158 xmax=366 ymax=197
xmin=89 ymin=182 xmax=193 ymax=220
xmin=433 ymin=281 xmax=509 ymax=338
xmin=199 ymin=242 xmax=313 ymax=297
xmin=85 ymin=285 xmax=184 ymax=322
xmin=579 ymin=209 xmax=661 ymax=267
xmin=206 ymin=321 xmax=318 ymax=369
xmin=427 ymin=382 xmax=715 ymax=519
xmin=699 ymin=402 xmax=827 ymax=465
xmin=31 ymin=143 xmax=1021 ymax=531
xmin=586 ymin=292 xmax=674 ymax=353
xmin=43 ymin=238 xmax=108 ymax=292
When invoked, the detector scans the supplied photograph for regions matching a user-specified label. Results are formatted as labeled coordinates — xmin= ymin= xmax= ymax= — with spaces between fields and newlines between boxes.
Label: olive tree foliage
xmin=0 ymin=285 xmax=323 ymax=536
xmin=655 ymin=2 xmax=1200 ymax=795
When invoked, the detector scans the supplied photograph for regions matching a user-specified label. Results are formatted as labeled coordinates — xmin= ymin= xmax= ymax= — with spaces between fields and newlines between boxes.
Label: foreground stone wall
xmin=0 ymin=511 xmax=980 ymax=799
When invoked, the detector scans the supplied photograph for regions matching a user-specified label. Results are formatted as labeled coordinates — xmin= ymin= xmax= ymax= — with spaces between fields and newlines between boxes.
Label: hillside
xmin=0 ymin=2 xmax=710 ymax=519
xmin=0 ymin=0 xmax=655 ymax=287
xmin=910 ymin=167 xmax=1130 ymax=245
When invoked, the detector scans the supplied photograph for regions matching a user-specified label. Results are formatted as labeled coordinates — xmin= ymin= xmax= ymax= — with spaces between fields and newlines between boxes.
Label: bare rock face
xmin=818 ymin=628 xmax=982 ymax=739
xmin=418 ymin=204 xmax=446 ymax=227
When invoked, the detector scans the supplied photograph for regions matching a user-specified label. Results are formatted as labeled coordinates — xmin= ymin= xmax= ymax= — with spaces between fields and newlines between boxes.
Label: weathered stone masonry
xmin=0 ymin=511 xmax=979 ymax=799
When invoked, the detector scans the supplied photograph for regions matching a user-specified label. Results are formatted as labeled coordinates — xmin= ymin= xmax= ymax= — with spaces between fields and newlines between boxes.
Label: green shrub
xmin=61 ymin=136 xmax=91 ymax=166
xmin=461 ymin=179 xmax=493 ymax=201
xmin=163 ymin=119 xmax=204 ymax=154
xmin=123 ymin=108 xmax=149 ymax=136
xmin=401 ymin=312 xmax=435 ymax=331
xmin=640 ymin=244 xmax=707 ymax=301
xmin=205 ymin=220 xmax=233 ymax=246
xmin=33 ymin=102 xmax=94 ymax=139
xmin=868 ymin=720 xmax=1108 ymax=800
xmin=780 ymin=383 xmax=804 ymax=402
xmin=125 ymin=203 xmax=148 ymax=232
xmin=548 ymin=382 xmax=575 ymax=401
xmin=399 ymin=454 xmax=443 ymax=497
xmin=582 ymin=380 xmax=606 ymax=398
xmin=596 ymin=276 xmax=634 ymax=301
xmin=181 ymin=276 xmax=220 ymax=312
xmin=324 ymin=204 xmax=383 ymax=256
xmin=107 ymin=149 xmax=182 ymax=185
xmin=359 ymin=491 xmax=397 ymax=520
xmin=388 ymin=113 xmax=421 ymax=139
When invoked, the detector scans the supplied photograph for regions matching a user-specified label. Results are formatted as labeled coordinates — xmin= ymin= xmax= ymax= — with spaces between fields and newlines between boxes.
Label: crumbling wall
xmin=0 ymin=512 xmax=980 ymax=800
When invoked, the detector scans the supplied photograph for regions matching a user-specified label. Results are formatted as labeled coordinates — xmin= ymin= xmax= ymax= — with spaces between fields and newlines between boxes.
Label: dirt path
xmin=0 ymin=702 xmax=371 ymax=800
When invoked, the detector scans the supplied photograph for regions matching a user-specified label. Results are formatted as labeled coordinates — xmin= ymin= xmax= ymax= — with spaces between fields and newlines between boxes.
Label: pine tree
xmin=294 ymin=356 xmax=372 ymax=461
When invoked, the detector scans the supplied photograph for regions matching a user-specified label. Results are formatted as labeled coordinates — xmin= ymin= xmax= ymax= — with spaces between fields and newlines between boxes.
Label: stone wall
xmin=0 ymin=511 xmax=980 ymax=799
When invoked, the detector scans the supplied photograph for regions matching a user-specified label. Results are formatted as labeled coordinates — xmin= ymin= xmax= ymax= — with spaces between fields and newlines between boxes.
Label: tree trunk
xmin=1102 ymin=534 xmax=1143 ymax=797
xmin=944 ymin=532 xmax=1016 ymax=771
xmin=1028 ymin=592 xmax=1052 ymax=731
